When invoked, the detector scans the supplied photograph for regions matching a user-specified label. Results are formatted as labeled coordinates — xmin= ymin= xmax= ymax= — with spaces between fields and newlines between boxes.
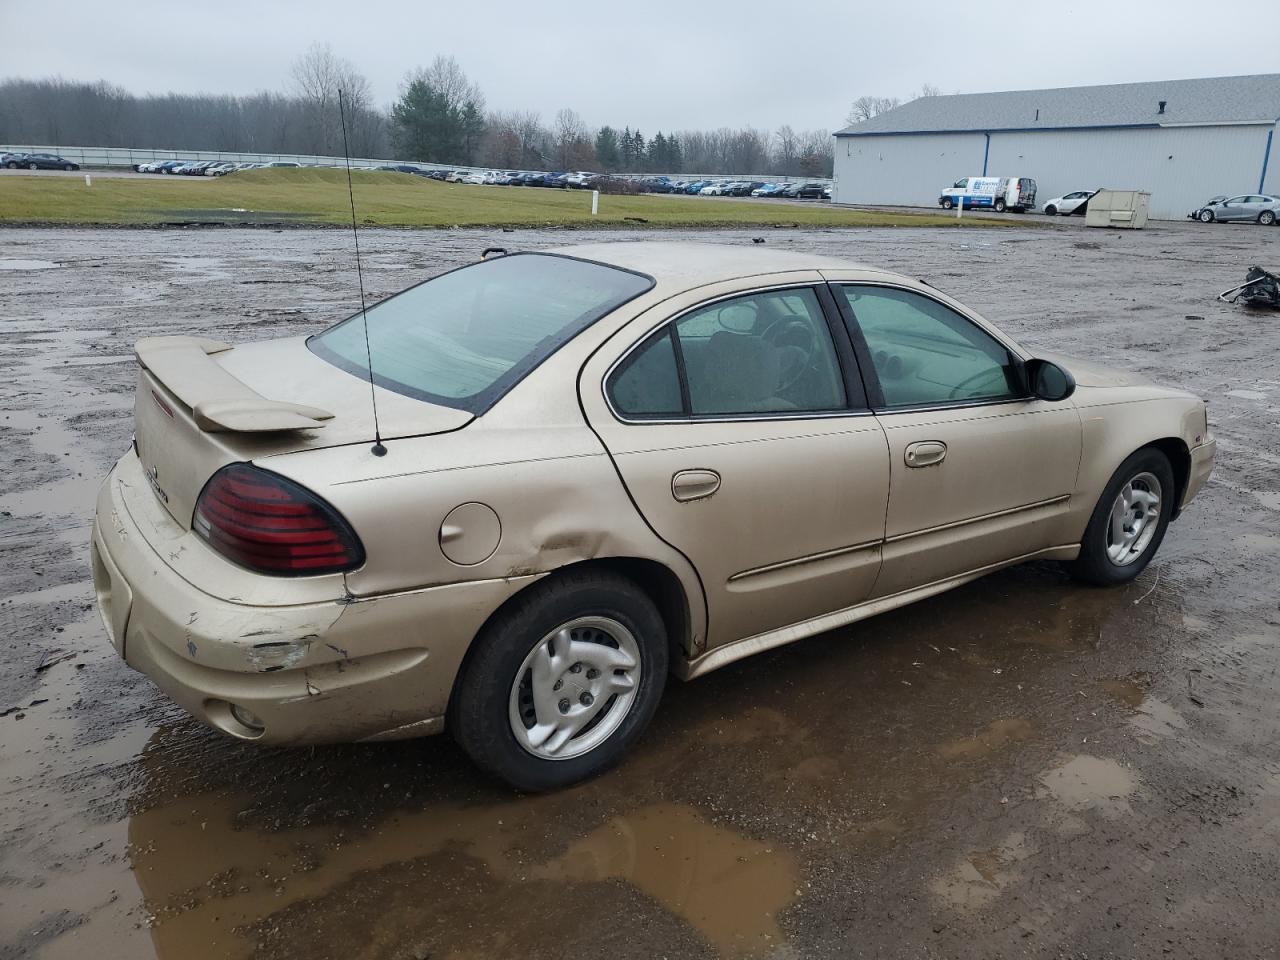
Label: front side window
xmin=310 ymin=253 xmax=652 ymax=413
xmin=838 ymin=286 xmax=1021 ymax=409
xmin=607 ymin=287 xmax=848 ymax=418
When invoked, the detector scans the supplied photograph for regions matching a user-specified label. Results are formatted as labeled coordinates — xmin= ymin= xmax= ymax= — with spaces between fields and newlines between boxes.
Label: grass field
xmin=0 ymin=168 xmax=1014 ymax=229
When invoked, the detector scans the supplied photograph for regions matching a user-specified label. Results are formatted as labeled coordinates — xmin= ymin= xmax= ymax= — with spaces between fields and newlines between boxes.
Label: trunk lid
xmin=133 ymin=336 xmax=471 ymax=530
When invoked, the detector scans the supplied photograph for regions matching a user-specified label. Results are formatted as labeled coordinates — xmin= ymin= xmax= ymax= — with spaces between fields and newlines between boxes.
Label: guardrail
xmin=0 ymin=144 xmax=830 ymax=186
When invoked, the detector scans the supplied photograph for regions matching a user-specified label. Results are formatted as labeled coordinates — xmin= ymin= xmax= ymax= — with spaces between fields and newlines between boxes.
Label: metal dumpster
xmin=1085 ymin=190 xmax=1152 ymax=229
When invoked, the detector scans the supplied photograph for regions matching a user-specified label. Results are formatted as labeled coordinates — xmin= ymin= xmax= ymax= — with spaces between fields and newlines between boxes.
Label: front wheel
xmin=1198 ymin=209 xmax=1214 ymax=223
xmin=941 ymin=197 xmax=954 ymax=210
xmin=64 ymin=165 xmax=74 ymax=171
xmin=1260 ymin=210 xmax=1277 ymax=226
xmin=1066 ymin=448 xmax=1175 ymax=586
xmin=1044 ymin=205 xmax=1058 ymax=216
xmin=450 ymin=570 xmax=668 ymax=791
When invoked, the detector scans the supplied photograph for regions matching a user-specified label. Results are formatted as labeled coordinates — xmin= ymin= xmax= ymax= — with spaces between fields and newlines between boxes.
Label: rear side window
xmin=607 ymin=287 xmax=849 ymax=419
xmin=310 ymin=253 xmax=652 ymax=414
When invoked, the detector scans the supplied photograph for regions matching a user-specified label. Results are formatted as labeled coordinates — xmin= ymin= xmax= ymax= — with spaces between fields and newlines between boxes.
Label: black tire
xmin=28 ymin=163 xmax=37 ymax=170
xmin=994 ymin=198 xmax=1007 ymax=212
xmin=1198 ymin=209 xmax=1214 ymax=223
xmin=1066 ymin=447 xmax=1176 ymax=586
xmin=5 ymin=162 xmax=16 ymax=169
xmin=942 ymin=197 xmax=954 ymax=210
xmin=1045 ymin=205 xmax=1058 ymax=216
xmin=64 ymin=165 xmax=74 ymax=172
xmin=449 ymin=570 xmax=668 ymax=791
xmin=1259 ymin=210 xmax=1276 ymax=226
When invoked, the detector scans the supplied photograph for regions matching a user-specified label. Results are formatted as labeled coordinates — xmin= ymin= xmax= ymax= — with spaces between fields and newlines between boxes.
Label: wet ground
xmin=1 ymin=221 xmax=1278 ymax=960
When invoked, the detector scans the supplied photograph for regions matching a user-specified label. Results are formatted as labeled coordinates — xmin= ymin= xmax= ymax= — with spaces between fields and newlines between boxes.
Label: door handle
xmin=672 ymin=469 xmax=721 ymax=502
xmin=905 ymin=441 xmax=947 ymax=468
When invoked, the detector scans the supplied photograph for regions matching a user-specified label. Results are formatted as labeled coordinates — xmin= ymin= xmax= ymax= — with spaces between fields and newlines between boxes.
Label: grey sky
xmin=2 ymin=0 xmax=1275 ymax=133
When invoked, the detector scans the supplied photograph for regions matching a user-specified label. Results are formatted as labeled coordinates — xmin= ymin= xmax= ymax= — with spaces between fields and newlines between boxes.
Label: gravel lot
xmin=2 ymin=220 xmax=1278 ymax=960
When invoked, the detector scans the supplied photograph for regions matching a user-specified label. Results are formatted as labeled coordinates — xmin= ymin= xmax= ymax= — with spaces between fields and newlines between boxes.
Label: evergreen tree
xmin=594 ymin=126 xmax=620 ymax=171
xmin=631 ymin=129 xmax=646 ymax=171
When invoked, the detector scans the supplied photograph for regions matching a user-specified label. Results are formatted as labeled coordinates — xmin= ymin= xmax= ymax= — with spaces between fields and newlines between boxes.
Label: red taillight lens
xmin=193 ymin=464 xmax=364 ymax=576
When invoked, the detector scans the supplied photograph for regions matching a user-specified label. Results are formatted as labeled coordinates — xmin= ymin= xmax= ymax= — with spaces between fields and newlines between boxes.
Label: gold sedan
xmin=91 ymin=242 xmax=1215 ymax=789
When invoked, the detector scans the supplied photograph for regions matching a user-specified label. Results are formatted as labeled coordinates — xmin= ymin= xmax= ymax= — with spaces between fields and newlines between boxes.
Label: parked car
xmin=683 ymin=180 xmax=711 ymax=194
xmin=822 ymin=184 xmax=831 ymax=200
xmin=1 ymin=152 xmax=23 ymax=167
xmin=9 ymin=152 xmax=79 ymax=171
xmin=1042 ymin=190 xmax=1098 ymax=216
xmin=1190 ymin=194 xmax=1279 ymax=225
xmin=726 ymin=181 xmax=765 ymax=197
xmin=154 ymin=160 xmax=189 ymax=174
xmin=785 ymin=182 xmax=827 ymax=199
xmin=700 ymin=182 xmax=734 ymax=196
xmin=265 ymin=161 xmax=302 ymax=169
xmin=134 ymin=160 xmax=168 ymax=173
xmin=204 ymin=162 xmax=238 ymax=177
xmin=93 ymin=242 xmax=1214 ymax=790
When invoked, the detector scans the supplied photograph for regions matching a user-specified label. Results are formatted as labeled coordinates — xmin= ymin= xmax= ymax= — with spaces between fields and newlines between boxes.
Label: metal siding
xmin=834 ymin=124 xmax=1275 ymax=219
xmin=985 ymin=125 xmax=1273 ymax=219
xmin=833 ymin=133 xmax=987 ymax=207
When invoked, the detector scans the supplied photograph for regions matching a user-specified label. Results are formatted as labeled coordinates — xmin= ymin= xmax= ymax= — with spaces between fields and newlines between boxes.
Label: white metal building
xmin=833 ymin=74 xmax=1280 ymax=220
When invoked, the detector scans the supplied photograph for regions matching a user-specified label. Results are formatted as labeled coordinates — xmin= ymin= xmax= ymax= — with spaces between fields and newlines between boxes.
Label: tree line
xmin=0 ymin=46 xmax=940 ymax=176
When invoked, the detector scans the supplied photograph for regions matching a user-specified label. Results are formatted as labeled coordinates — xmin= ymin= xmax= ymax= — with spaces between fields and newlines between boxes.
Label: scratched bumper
xmin=91 ymin=453 xmax=537 ymax=745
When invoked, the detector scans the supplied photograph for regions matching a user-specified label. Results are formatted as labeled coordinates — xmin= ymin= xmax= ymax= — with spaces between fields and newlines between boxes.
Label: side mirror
xmin=1025 ymin=358 xmax=1075 ymax=402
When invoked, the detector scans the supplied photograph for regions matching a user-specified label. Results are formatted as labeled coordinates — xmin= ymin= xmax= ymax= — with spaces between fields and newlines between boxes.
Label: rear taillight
xmin=193 ymin=464 xmax=364 ymax=576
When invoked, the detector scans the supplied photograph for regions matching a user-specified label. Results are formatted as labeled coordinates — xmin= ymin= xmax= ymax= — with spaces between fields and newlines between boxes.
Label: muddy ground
xmin=1 ymin=221 xmax=1278 ymax=960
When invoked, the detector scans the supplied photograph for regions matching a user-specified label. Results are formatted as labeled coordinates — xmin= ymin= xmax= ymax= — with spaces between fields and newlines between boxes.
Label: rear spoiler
xmin=135 ymin=336 xmax=334 ymax=432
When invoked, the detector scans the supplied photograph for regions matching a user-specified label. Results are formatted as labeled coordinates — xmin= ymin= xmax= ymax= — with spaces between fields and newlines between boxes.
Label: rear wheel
xmin=1260 ymin=210 xmax=1277 ymax=226
xmin=994 ymin=198 xmax=1007 ymax=212
xmin=27 ymin=163 xmax=37 ymax=170
xmin=1066 ymin=448 xmax=1175 ymax=586
xmin=1198 ymin=209 xmax=1214 ymax=222
xmin=450 ymin=570 xmax=668 ymax=791
xmin=64 ymin=164 xmax=74 ymax=171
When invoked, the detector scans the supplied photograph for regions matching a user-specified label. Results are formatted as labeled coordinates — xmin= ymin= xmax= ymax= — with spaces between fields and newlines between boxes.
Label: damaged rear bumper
xmin=91 ymin=453 xmax=539 ymax=745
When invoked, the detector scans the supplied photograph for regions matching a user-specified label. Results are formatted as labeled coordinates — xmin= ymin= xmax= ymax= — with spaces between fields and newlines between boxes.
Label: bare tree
xmin=553 ymin=107 xmax=588 ymax=168
xmin=774 ymin=124 xmax=798 ymax=176
xmin=915 ymin=83 xmax=943 ymax=98
xmin=290 ymin=43 xmax=377 ymax=154
xmin=846 ymin=95 xmax=902 ymax=124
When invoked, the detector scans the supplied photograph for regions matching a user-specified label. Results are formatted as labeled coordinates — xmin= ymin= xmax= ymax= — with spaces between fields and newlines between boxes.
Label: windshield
xmin=308 ymin=253 xmax=653 ymax=413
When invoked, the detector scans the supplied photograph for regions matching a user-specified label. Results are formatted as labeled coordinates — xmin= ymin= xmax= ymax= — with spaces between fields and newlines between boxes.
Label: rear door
xmin=580 ymin=275 xmax=890 ymax=651
xmin=825 ymin=278 xmax=1082 ymax=598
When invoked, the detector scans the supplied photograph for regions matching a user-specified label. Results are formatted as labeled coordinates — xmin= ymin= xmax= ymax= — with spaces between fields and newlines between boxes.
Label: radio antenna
xmin=337 ymin=87 xmax=386 ymax=457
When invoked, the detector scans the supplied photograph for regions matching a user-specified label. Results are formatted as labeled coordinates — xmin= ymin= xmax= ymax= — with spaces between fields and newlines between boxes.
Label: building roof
xmin=835 ymin=74 xmax=1280 ymax=137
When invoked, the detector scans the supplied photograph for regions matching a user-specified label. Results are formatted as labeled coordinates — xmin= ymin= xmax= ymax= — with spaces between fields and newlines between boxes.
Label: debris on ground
xmin=1219 ymin=266 xmax=1280 ymax=308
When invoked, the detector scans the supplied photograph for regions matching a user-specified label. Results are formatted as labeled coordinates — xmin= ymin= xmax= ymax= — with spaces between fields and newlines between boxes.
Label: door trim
xmin=728 ymin=538 xmax=882 ymax=583
xmin=883 ymin=494 xmax=1071 ymax=544
xmin=678 ymin=542 xmax=1081 ymax=680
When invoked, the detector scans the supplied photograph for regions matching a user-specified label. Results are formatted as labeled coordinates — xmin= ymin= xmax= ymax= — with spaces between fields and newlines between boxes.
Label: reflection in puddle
xmin=129 ymin=789 xmax=796 ymax=959
xmin=931 ymin=831 xmax=1036 ymax=913
xmin=1037 ymin=755 xmax=1137 ymax=817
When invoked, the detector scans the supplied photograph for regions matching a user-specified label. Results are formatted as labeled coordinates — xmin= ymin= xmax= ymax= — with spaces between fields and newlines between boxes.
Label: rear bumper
xmin=1181 ymin=438 xmax=1216 ymax=510
xmin=91 ymin=454 xmax=539 ymax=745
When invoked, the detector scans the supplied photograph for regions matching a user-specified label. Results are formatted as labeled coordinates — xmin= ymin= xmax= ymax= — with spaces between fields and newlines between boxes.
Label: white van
xmin=939 ymin=176 xmax=1037 ymax=212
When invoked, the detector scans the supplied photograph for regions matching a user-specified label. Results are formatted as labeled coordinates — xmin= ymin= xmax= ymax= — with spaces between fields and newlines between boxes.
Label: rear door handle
xmin=672 ymin=469 xmax=721 ymax=502
xmin=905 ymin=441 xmax=947 ymax=468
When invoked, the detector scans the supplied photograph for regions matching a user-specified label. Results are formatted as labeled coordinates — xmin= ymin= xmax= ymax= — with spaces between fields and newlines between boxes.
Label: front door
xmin=581 ymin=278 xmax=890 ymax=651
xmin=826 ymin=280 xmax=1083 ymax=597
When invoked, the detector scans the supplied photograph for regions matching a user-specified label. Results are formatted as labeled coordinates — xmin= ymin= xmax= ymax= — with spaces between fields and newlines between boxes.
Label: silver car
xmin=1193 ymin=194 xmax=1279 ymax=225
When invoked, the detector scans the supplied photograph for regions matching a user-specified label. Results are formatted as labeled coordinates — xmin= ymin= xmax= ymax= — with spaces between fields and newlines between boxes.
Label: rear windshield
xmin=308 ymin=253 xmax=653 ymax=413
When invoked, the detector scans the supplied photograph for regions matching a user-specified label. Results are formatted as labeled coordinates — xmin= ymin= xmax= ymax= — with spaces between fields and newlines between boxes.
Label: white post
xmin=84 ymin=174 xmax=92 ymax=187
xmin=591 ymin=190 xmax=599 ymax=216
xmin=956 ymin=194 xmax=962 ymax=219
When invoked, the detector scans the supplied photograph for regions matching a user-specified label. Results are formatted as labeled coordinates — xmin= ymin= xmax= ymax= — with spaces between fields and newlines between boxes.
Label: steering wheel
xmin=762 ymin=318 xmax=816 ymax=391
xmin=948 ymin=367 xmax=1005 ymax=400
